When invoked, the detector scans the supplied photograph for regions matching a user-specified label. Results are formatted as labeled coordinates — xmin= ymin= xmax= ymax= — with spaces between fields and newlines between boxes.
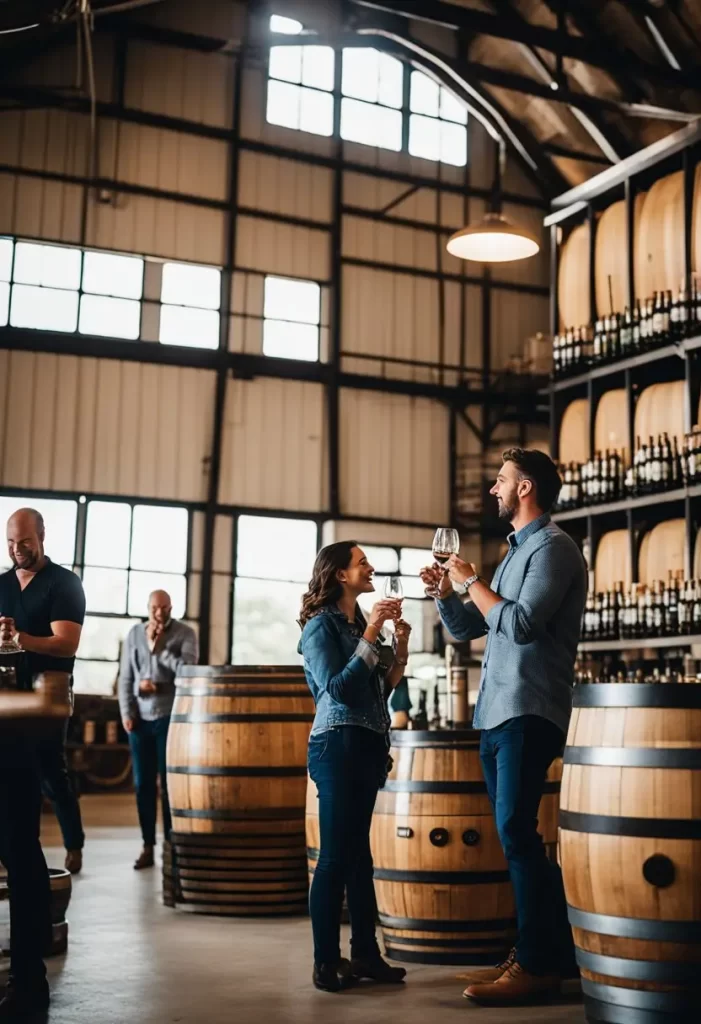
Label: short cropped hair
xmin=501 ymin=448 xmax=562 ymax=512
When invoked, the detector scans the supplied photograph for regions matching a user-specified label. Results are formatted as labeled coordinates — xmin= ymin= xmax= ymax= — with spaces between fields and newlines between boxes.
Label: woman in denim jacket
xmin=299 ymin=540 xmax=411 ymax=993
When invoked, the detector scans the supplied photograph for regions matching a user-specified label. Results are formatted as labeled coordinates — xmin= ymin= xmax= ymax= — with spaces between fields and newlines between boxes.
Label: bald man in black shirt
xmin=0 ymin=507 xmax=86 ymax=1017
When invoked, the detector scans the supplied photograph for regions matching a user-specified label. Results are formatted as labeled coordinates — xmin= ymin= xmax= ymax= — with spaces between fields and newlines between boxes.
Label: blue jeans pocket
xmin=307 ymin=731 xmax=332 ymax=782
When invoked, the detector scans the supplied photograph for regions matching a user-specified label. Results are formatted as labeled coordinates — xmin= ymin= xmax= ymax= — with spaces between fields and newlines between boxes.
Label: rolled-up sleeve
xmin=437 ymin=593 xmax=488 ymax=642
xmin=485 ymin=539 xmax=579 ymax=645
xmin=301 ymin=615 xmax=377 ymax=706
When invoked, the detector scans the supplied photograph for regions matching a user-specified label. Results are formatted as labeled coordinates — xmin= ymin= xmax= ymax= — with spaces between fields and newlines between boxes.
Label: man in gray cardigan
xmin=119 ymin=589 xmax=198 ymax=870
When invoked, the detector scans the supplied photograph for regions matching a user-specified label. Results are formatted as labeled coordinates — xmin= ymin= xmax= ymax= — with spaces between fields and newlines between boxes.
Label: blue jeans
xmin=307 ymin=726 xmax=388 ymax=965
xmin=38 ymin=720 xmax=85 ymax=851
xmin=480 ymin=715 xmax=573 ymax=975
xmin=128 ymin=717 xmax=171 ymax=846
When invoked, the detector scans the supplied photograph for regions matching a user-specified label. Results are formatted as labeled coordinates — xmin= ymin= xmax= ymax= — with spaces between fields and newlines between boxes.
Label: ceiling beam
xmin=351 ymin=0 xmax=701 ymax=92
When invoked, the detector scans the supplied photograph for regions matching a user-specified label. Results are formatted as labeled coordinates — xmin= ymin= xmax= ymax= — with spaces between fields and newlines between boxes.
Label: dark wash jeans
xmin=128 ymin=716 xmax=171 ymax=846
xmin=307 ymin=725 xmax=388 ymax=966
xmin=480 ymin=714 xmax=574 ymax=975
xmin=0 ymin=732 xmax=52 ymax=989
xmin=38 ymin=719 xmax=85 ymax=851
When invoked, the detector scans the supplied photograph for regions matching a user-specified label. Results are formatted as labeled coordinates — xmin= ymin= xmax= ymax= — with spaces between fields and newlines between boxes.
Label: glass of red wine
xmin=429 ymin=528 xmax=460 ymax=596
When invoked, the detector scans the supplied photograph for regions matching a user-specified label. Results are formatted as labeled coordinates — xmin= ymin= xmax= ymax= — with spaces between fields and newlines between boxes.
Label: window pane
xmin=400 ymin=575 xmax=428 ymax=599
xmin=159 ymin=305 xmax=219 ymax=348
xmin=79 ymin=294 xmax=141 ymax=339
xmin=85 ymin=501 xmax=132 ymax=568
xmin=0 ymin=238 xmax=12 ymax=281
xmin=266 ymin=79 xmax=301 ymax=131
xmin=0 ymin=281 xmax=8 ymax=327
xmin=341 ymin=98 xmax=401 ymax=151
xmin=410 ymin=71 xmax=439 ymax=117
xmin=263 ymin=319 xmax=318 ymax=361
xmin=270 ymin=14 xmax=302 ymax=35
xmin=400 ymin=547 xmax=434 ymax=576
xmin=359 ymin=545 xmax=399 ymax=573
xmin=237 ymin=515 xmax=317 ymax=582
xmin=409 ymin=113 xmax=440 ymax=162
xmin=440 ymin=86 xmax=468 ymax=125
xmin=379 ymin=53 xmax=404 ymax=109
xmin=269 ymin=44 xmax=302 ymax=84
xmin=78 ymin=615 xmax=141 ymax=661
xmin=342 ymin=48 xmax=379 ymax=103
xmin=0 ymin=496 xmax=77 ymax=566
xmin=13 ymin=241 xmax=81 ymax=289
xmin=375 ymin=104 xmax=403 ymax=151
xmin=441 ymin=120 xmax=467 ymax=167
xmin=264 ymin=276 xmax=320 ymax=324
xmin=82 ymin=250 xmax=144 ymax=299
xmin=130 ymin=505 xmax=188 ymax=573
xmin=10 ymin=284 xmax=79 ymax=332
xmin=72 ymin=660 xmax=118 ymax=696
xmin=83 ymin=567 xmax=128 ymax=614
xmin=301 ymin=46 xmax=334 ymax=91
xmin=299 ymin=87 xmax=334 ymax=136
xmin=233 ymin=578 xmax=305 ymax=665
xmin=161 ymin=262 xmax=220 ymax=310
xmin=128 ymin=571 xmax=186 ymax=619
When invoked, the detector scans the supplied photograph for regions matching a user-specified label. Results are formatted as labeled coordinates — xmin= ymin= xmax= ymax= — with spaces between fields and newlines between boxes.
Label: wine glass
xmin=383 ymin=576 xmax=403 ymax=631
xmin=430 ymin=528 xmax=460 ymax=596
xmin=0 ymin=615 xmax=23 ymax=655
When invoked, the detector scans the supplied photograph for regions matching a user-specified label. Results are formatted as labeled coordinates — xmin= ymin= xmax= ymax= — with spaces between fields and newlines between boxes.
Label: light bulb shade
xmin=446 ymin=212 xmax=540 ymax=263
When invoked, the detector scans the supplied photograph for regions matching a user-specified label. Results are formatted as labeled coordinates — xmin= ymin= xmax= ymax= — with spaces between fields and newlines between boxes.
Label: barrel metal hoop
xmin=177 ymin=666 xmax=304 ymax=678
xmin=378 ymin=914 xmax=517 ymax=932
xmin=383 ymin=780 xmax=559 ymax=794
xmin=576 ymin=949 xmax=701 ymax=983
xmin=383 ymin=936 xmax=511 ymax=950
xmin=567 ymin=906 xmax=701 ymax=942
xmin=383 ymin=949 xmax=506 ymax=966
xmin=171 ymin=808 xmax=305 ymax=821
xmin=170 ymin=714 xmax=314 ymax=723
xmin=174 ymin=688 xmax=310 ymax=698
xmin=560 ymin=810 xmax=701 ymax=840
xmin=167 ymin=765 xmax=307 ymax=777
xmin=573 ymin=684 xmax=701 ymax=709
xmin=582 ymin=994 xmax=700 ymax=1024
xmin=564 ymin=746 xmax=701 ymax=769
xmin=582 ymin=979 xmax=701 ymax=1012
xmin=373 ymin=868 xmax=511 ymax=884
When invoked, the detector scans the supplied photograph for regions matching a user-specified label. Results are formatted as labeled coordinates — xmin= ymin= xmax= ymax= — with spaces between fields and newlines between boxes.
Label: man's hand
xmin=446 ymin=555 xmax=478 ymax=587
xmin=419 ymin=565 xmax=452 ymax=599
xmin=122 ymin=716 xmax=135 ymax=733
xmin=146 ymin=621 xmax=165 ymax=654
xmin=139 ymin=679 xmax=157 ymax=695
xmin=0 ymin=616 xmax=17 ymax=643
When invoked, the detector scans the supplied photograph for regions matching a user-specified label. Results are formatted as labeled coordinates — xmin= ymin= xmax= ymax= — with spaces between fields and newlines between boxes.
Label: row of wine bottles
xmin=553 ymin=284 xmax=701 ymax=379
xmin=581 ymin=577 xmax=701 ymax=642
xmin=575 ymin=665 xmax=701 ymax=684
xmin=556 ymin=430 xmax=701 ymax=510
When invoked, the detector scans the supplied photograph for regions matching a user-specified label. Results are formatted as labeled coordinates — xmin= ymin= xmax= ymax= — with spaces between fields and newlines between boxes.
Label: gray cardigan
xmin=118 ymin=619 xmax=198 ymax=721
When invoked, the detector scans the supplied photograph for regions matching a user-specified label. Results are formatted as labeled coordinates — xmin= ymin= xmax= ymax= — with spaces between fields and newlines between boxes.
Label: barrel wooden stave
xmin=594 ymin=389 xmax=628 ymax=458
xmin=594 ymin=530 xmax=633 ymax=592
xmin=560 ymin=687 xmax=701 ymax=1022
xmin=559 ymin=398 xmax=591 ymax=465
xmin=635 ymin=172 xmax=684 ymax=301
xmin=559 ymin=222 xmax=591 ymax=331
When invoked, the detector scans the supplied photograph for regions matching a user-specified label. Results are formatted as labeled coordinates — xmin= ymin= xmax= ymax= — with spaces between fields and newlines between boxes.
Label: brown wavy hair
xmin=298 ymin=540 xmax=358 ymax=628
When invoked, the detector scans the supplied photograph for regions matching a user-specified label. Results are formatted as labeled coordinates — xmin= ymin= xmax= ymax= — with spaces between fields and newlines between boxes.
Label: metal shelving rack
xmin=545 ymin=122 xmax=701 ymax=655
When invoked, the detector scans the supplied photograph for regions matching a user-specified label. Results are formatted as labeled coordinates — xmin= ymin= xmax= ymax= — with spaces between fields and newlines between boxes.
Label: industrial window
xmin=0 ymin=495 xmax=78 ymax=572
xmin=79 ymin=250 xmax=143 ymax=340
xmin=9 ymin=240 xmax=81 ymax=332
xmin=408 ymin=70 xmax=468 ymax=167
xmin=355 ymin=545 xmax=434 ymax=653
xmin=159 ymin=261 xmax=221 ymax=349
xmin=262 ymin=275 xmax=321 ymax=361
xmin=266 ymin=15 xmax=334 ymax=137
xmin=232 ymin=514 xmax=317 ymax=664
xmin=340 ymin=48 xmax=403 ymax=151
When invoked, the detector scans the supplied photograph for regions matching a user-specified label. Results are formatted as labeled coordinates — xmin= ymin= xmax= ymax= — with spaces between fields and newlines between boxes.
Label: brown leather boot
xmin=133 ymin=846 xmax=155 ymax=870
xmin=464 ymin=961 xmax=560 ymax=1005
xmin=457 ymin=947 xmax=516 ymax=986
xmin=65 ymin=849 xmax=83 ymax=875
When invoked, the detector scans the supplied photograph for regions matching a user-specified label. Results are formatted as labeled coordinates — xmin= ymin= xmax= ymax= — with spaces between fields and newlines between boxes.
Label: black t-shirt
xmin=0 ymin=558 xmax=86 ymax=687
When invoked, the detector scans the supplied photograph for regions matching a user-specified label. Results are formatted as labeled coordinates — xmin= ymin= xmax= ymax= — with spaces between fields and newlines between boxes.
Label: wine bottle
xmin=632 ymin=300 xmax=642 ymax=352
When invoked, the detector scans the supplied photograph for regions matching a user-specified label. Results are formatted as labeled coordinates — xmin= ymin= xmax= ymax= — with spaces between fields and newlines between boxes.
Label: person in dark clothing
xmin=0 ymin=507 xmax=86 ymax=1017
xmin=38 ymin=721 xmax=85 ymax=872
xmin=298 ymin=541 xmax=410 ymax=994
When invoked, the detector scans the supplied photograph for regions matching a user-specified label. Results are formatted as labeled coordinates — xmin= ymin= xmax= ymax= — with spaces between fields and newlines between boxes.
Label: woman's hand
xmin=394 ymin=619 xmax=412 ymax=643
xmin=368 ymin=599 xmax=402 ymax=629
xmin=420 ymin=565 xmax=452 ymax=599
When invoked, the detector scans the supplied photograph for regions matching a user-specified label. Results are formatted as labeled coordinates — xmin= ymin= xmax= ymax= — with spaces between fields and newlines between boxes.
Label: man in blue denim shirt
xmin=422 ymin=448 xmax=586 ymax=1006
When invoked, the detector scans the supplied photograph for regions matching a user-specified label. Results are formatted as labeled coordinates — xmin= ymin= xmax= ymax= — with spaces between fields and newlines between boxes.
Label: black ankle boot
xmin=351 ymin=954 xmax=406 ymax=983
xmin=0 ymin=979 xmax=50 ymax=1018
xmin=313 ymin=958 xmax=354 ymax=992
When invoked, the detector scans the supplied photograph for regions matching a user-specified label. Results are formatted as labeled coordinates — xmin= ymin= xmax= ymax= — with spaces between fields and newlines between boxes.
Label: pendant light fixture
xmin=447 ymin=141 xmax=539 ymax=263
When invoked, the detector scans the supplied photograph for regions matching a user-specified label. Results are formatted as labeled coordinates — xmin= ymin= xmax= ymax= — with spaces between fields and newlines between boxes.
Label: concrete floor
xmin=2 ymin=795 xmax=586 ymax=1024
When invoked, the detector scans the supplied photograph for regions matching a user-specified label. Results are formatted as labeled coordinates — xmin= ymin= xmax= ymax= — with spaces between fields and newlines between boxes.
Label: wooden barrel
xmin=560 ymin=682 xmax=701 ymax=1023
xmin=166 ymin=665 xmax=313 ymax=916
xmin=559 ymin=398 xmax=591 ymax=464
xmin=595 ymin=530 xmax=633 ymax=591
xmin=634 ymin=381 xmax=686 ymax=447
xmin=638 ymin=519 xmax=686 ymax=587
xmin=0 ymin=866 xmax=71 ymax=956
xmin=595 ymin=195 xmax=643 ymax=318
xmin=594 ymin=388 xmax=628 ymax=458
xmin=558 ymin=221 xmax=591 ymax=330
xmin=635 ymin=171 xmax=685 ymax=301
xmin=370 ymin=729 xmax=562 ymax=965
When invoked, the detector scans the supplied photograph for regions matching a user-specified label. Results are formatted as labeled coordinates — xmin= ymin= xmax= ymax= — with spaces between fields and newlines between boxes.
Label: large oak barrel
xmin=638 ymin=519 xmax=686 ymax=587
xmin=165 ymin=665 xmax=313 ymax=916
xmin=635 ymin=171 xmax=685 ymax=300
xmin=595 ymin=196 xmax=643 ymax=318
xmin=634 ymin=381 xmax=685 ymax=447
xmin=559 ymin=222 xmax=591 ymax=330
xmin=559 ymin=398 xmax=591 ymax=464
xmin=0 ymin=866 xmax=71 ymax=956
xmin=370 ymin=729 xmax=562 ymax=965
xmin=594 ymin=388 xmax=628 ymax=458
xmin=595 ymin=529 xmax=632 ymax=591
xmin=560 ymin=683 xmax=701 ymax=1023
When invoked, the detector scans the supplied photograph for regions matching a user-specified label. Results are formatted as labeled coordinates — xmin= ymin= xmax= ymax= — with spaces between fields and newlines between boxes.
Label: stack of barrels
xmin=164 ymin=665 xmax=314 ymax=916
xmin=560 ymin=681 xmax=701 ymax=1023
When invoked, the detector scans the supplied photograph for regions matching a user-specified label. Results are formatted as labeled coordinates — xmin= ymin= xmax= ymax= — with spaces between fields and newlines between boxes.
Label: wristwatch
xmin=455 ymin=573 xmax=479 ymax=596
